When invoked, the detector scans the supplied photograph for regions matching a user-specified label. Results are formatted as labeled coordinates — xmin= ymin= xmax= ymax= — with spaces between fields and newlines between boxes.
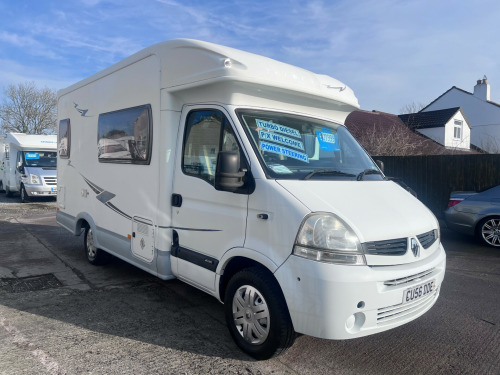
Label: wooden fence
xmin=375 ymin=154 xmax=500 ymax=218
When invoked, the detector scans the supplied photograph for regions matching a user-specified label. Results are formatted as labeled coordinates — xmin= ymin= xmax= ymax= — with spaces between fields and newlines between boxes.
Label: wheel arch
xmin=75 ymin=212 xmax=98 ymax=240
xmin=475 ymin=214 xmax=500 ymax=234
xmin=217 ymin=249 xmax=283 ymax=302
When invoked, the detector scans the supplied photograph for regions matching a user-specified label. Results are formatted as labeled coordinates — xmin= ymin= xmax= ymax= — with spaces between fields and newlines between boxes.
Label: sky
xmin=1 ymin=0 xmax=499 ymax=114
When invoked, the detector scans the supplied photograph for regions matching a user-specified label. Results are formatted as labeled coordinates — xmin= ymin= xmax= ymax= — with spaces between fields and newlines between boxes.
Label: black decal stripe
xmin=172 ymin=246 xmax=218 ymax=272
xmin=81 ymin=175 xmax=218 ymax=233
xmin=105 ymin=202 xmax=132 ymax=220
xmin=157 ymin=225 xmax=221 ymax=232
xmin=81 ymin=175 xmax=134 ymax=220
xmin=83 ymin=177 xmax=104 ymax=195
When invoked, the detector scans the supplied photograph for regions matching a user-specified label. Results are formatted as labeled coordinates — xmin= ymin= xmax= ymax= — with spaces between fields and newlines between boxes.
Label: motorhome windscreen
xmin=23 ymin=151 xmax=57 ymax=168
xmin=237 ymin=110 xmax=383 ymax=181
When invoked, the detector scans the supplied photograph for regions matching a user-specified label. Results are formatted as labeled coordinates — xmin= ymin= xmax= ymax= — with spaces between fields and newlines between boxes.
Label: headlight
xmin=293 ymin=213 xmax=366 ymax=265
xmin=434 ymin=220 xmax=440 ymax=242
xmin=29 ymin=174 xmax=41 ymax=184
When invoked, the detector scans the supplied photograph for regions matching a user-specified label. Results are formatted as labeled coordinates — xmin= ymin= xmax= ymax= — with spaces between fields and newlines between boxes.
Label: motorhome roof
xmin=58 ymin=39 xmax=359 ymax=110
xmin=6 ymin=133 xmax=57 ymax=149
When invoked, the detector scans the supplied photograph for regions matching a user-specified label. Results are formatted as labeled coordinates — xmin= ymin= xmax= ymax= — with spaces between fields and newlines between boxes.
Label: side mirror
xmin=215 ymin=151 xmax=245 ymax=192
xmin=17 ymin=165 xmax=24 ymax=173
xmin=375 ymin=160 xmax=384 ymax=173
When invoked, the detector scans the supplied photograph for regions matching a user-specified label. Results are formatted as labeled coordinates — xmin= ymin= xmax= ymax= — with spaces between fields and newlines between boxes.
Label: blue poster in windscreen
xmin=25 ymin=153 xmax=40 ymax=159
xmin=316 ymin=128 xmax=340 ymax=151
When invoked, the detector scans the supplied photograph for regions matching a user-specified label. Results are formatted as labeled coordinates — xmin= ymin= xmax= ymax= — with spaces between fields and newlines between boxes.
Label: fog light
xmin=345 ymin=312 xmax=366 ymax=334
xmin=345 ymin=315 xmax=356 ymax=330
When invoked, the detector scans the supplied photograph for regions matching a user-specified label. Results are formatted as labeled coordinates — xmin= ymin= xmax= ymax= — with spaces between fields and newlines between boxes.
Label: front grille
xmin=364 ymin=238 xmax=408 ymax=256
xmin=417 ymin=230 xmax=437 ymax=249
xmin=377 ymin=288 xmax=438 ymax=326
xmin=384 ymin=268 xmax=435 ymax=287
xmin=43 ymin=177 xmax=57 ymax=186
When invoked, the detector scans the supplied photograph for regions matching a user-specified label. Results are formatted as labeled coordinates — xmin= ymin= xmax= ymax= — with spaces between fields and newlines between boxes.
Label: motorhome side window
xmin=97 ymin=105 xmax=152 ymax=164
xmin=58 ymin=118 xmax=70 ymax=158
xmin=182 ymin=110 xmax=244 ymax=185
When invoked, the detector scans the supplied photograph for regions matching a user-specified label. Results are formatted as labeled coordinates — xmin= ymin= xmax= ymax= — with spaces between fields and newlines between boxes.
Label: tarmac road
xmin=0 ymin=196 xmax=499 ymax=374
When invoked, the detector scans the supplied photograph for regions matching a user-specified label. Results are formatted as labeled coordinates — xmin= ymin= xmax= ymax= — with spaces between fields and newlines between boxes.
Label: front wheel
xmin=224 ymin=267 xmax=295 ymax=360
xmin=20 ymin=185 xmax=30 ymax=203
xmin=477 ymin=217 xmax=500 ymax=247
xmin=84 ymin=226 xmax=111 ymax=265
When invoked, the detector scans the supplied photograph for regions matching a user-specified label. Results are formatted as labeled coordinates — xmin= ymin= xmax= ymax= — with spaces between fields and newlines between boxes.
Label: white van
xmin=1 ymin=133 xmax=57 ymax=202
xmin=56 ymin=39 xmax=446 ymax=359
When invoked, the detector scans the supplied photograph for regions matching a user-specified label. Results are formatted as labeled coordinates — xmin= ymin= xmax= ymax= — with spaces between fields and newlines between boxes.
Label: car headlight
xmin=434 ymin=220 xmax=440 ymax=243
xmin=29 ymin=174 xmax=41 ymax=185
xmin=293 ymin=213 xmax=366 ymax=265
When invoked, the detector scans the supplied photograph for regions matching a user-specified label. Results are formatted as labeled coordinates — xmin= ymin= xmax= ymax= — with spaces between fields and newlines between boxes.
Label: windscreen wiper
xmin=303 ymin=169 xmax=356 ymax=180
xmin=356 ymin=169 xmax=382 ymax=181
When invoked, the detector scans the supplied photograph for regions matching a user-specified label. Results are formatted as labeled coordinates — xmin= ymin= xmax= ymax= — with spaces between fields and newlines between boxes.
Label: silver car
xmin=444 ymin=185 xmax=500 ymax=247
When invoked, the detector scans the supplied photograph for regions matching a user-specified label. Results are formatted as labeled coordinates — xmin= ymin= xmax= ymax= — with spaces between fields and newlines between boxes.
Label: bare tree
xmin=355 ymin=122 xmax=433 ymax=156
xmin=478 ymin=136 xmax=500 ymax=154
xmin=0 ymin=81 xmax=57 ymax=135
xmin=399 ymin=101 xmax=426 ymax=114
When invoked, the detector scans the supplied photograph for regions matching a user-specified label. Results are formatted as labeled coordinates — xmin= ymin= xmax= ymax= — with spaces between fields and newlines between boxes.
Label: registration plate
xmin=402 ymin=279 xmax=436 ymax=304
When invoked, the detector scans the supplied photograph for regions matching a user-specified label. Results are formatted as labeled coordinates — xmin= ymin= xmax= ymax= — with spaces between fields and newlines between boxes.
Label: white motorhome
xmin=1 ymin=133 xmax=57 ymax=202
xmin=57 ymin=39 xmax=446 ymax=359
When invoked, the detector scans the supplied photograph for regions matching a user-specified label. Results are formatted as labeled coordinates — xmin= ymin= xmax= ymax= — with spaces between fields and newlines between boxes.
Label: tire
xmin=5 ymin=186 xmax=13 ymax=197
xmin=20 ymin=185 xmax=30 ymax=203
xmin=0 ymin=181 xmax=4 ymax=193
xmin=224 ymin=267 xmax=295 ymax=360
xmin=477 ymin=217 xmax=500 ymax=248
xmin=84 ymin=226 xmax=111 ymax=265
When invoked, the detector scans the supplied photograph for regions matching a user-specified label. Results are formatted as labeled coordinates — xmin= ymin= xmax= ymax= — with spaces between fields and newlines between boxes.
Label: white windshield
xmin=237 ymin=109 xmax=383 ymax=181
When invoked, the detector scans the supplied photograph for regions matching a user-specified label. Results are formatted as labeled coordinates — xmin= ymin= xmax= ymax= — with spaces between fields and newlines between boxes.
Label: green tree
xmin=0 ymin=81 xmax=57 ymax=135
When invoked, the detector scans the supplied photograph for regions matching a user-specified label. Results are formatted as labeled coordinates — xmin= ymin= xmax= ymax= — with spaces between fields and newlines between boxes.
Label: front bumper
xmin=24 ymin=184 xmax=57 ymax=197
xmin=274 ymin=243 xmax=446 ymax=340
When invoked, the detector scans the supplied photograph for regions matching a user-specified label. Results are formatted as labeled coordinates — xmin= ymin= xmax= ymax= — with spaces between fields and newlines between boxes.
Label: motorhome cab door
xmin=15 ymin=151 xmax=23 ymax=191
xmin=171 ymin=106 xmax=249 ymax=292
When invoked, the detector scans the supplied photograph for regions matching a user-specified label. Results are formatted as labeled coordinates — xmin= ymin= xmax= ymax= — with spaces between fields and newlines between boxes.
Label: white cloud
xmin=0 ymin=31 xmax=36 ymax=47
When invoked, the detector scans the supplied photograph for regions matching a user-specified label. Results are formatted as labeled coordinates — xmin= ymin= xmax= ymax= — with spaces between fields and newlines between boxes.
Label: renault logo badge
xmin=411 ymin=238 xmax=420 ymax=257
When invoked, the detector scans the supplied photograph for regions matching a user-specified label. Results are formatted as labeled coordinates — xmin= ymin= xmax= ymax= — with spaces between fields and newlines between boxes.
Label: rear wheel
xmin=84 ymin=226 xmax=111 ymax=265
xmin=5 ymin=186 xmax=13 ymax=197
xmin=224 ymin=267 xmax=295 ymax=360
xmin=477 ymin=217 xmax=500 ymax=247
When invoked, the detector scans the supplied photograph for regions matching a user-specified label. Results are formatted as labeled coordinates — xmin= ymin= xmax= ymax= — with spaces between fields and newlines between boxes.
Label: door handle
xmin=172 ymin=193 xmax=183 ymax=207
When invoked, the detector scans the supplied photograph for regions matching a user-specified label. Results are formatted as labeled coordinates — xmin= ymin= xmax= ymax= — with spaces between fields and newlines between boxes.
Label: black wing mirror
xmin=215 ymin=151 xmax=246 ymax=192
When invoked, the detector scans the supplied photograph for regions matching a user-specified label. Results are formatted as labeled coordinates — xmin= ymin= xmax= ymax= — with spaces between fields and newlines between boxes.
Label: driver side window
xmin=182 ymin=109 xmax=244 ymax=186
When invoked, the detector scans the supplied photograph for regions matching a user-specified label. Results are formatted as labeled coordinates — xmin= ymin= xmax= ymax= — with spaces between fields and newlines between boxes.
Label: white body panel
xmin=1 ymin=133 xmax=57 ymax=196
xmin=57 ymin=39 xmax=445 ymax=342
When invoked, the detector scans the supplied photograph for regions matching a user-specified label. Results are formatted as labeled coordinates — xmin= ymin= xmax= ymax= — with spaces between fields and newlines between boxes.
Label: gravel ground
xmin=0 ymin=194 xmax=499 ymax=374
